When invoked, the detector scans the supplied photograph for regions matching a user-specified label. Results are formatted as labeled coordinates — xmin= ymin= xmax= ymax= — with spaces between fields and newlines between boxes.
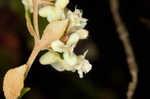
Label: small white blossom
xmin=39 ymin=50 xmax=67 ymax=71
xmin=39 ymin=0 xmax=69 ymax=22
xmin=39 ymin=50 xmax=61 ymax=65
xmin=39 ymin=6 xmax=65 ymax=22
xmin=76 ymin=59 xmax=92 ymax=78
xmin=67 ymin=9 xmax=88 ymax=33
xmin=75 ymin=51 xmax=92 ymax=78
xmin=51 ymin=32 xmax=80 ymax=53
xmin=39 ymin=50 xmax=76 ymax=71
xmin=50 ymin=33 xmax=80 ymax=66
xmin=40 ymin=49 xmax=92 ymax=78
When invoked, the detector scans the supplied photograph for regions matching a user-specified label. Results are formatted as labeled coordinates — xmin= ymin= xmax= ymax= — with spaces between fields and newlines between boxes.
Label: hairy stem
xmin=110 ymin=0 xmax=138 ymax=99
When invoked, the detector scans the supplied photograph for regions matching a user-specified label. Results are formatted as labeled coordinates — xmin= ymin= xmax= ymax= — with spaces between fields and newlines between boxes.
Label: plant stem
xmin=110 ymin=0 xmax=138 ymax=99
xmin=25 ymin=45 xmax=41 ymax=78
xmin=33 ymin=0 xmax=40 ymax=39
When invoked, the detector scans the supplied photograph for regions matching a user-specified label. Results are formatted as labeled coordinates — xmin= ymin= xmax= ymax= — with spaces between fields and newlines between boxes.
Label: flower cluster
xmin=22 ymin=0 xmax=92 ymax=78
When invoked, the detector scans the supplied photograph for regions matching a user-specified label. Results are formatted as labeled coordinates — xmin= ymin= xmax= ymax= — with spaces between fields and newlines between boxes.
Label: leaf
xmin=18 ymin=87 xmax=31 ymax=99
xmin=25 ymin=9 xmax=36 ymax=37
xmin=3 ymin=64 xmax=27 ymax=99
xmin=40 ymin=19 xmax=69 ymax=49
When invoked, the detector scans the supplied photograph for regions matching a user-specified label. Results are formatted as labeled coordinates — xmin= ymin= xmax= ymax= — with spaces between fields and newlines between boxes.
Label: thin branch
xmin=25 ymin=11 xmax=39 ymax=41
xmin=25 ymin=45 xmax=41 ymax=78
xmin=33 ymin=0 xmax=40 ymax=39
xmin=110 ymin=0 xmax=138 ymax=99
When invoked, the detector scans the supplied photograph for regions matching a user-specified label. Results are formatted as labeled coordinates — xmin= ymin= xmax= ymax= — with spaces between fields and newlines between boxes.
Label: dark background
xmin=0 ymin=0 xmax=148 ymax=99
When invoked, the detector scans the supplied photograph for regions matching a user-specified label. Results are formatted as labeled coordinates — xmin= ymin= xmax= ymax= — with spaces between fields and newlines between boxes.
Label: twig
xmin=25 ymin=11 xmax=39 ymax=42
xmin=110 ymin=0 xmax=138 ymax=99
xmin=25 ymin=45 xmax=41 ymax=78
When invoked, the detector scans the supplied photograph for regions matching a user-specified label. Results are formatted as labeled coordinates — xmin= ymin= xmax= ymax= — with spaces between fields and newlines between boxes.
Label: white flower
xmin=39 ymin=6 xmax=65 ymax=22
xmin=50 ymin=33 xmax=80 ymax=66
xmin=75 ymin=51 xmax=92 ymax=78
xmin=55 ymin=0 xmax=69 ymax=9
xmin=76 ymin=59 xmax=92 ymax=78
xmin=39 ymin=50 xmax=61 ymax=65
xmin=22 ymin=0 xmax=33 ymax=12
xmin=39 ymin=0 xmax=69 ymax=22
xmin=67 ymin=9 xmax=88 ymax=33
xmin=39 ymin=50 xmax=66 ymax=71
xmin=40 ymin=43 xmax=92 ymax=78
xmin=39 ymin=50 xmax=75 ymax=71
xmin=50 ymin=32 xmax=80 ymax=53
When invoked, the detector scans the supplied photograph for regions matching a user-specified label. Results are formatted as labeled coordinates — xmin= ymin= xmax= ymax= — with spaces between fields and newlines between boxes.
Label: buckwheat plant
xmin=3 ymin=0 xmax=92 ymax=98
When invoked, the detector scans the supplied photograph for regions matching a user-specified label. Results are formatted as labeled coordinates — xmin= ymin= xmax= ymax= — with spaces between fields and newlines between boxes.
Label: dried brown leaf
xmin=3 ymin=64 xmax=27 ymax=99
xmin=40 ymin=19 xmax=69 ymax=49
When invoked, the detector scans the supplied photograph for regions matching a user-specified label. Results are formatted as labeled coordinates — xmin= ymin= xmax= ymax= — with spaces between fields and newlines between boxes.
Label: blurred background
xmin=0 ymin=0 xmax=148 ymax=99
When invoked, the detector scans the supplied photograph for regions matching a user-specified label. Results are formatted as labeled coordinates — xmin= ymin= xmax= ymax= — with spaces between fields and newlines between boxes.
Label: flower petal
xmin=67 ymin=33 xmax=80 ymax=46
xmin=76 ymin=59 xmax=92 ymax=78
xmin=39 ymin=6 xmax=53 ymax=18
xmin=39 ymin=51 xmax=61 ymax=65
xmin=63 ymin=50 xmax=77 ymax=66
xmin=51 ymin=40 xmax=65 ymax=52
xmin=81 ymin=59 xmax=92 ymax=73
xmin=76 ymin=29 xmax=89 ymax=39
xmin=78 ymin=70 xmax=84 ymax=78
xmin=39 ymin=6 xmax=65 ymax=22
xmin=67 ymin=9 xmax=88 ymax=33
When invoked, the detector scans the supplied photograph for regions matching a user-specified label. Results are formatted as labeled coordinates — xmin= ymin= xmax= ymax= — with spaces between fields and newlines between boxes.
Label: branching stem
xmin=24 ymin=0 xmax=41 ymax=78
